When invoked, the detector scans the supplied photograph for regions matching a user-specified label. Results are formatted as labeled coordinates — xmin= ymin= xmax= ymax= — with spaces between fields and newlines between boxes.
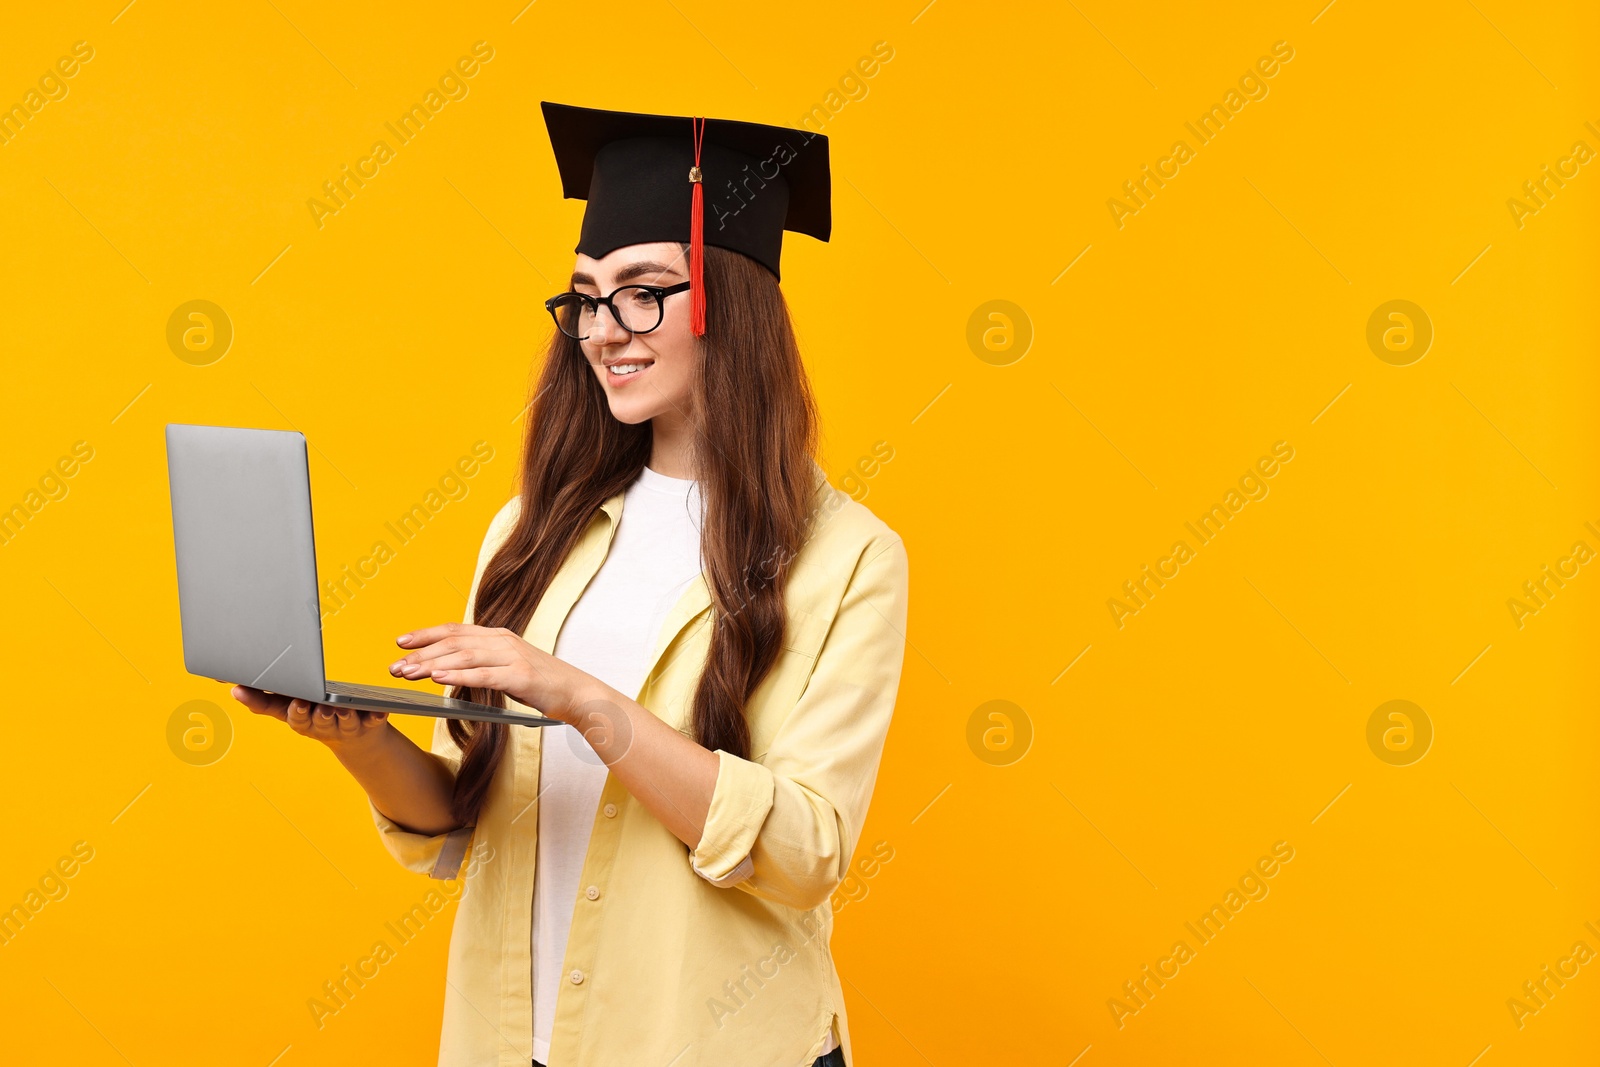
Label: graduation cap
xmin=540 ymin=100 xmax=831 ymax=336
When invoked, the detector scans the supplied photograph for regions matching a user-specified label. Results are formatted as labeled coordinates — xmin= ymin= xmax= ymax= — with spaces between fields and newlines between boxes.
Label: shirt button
xmin=603 ymin=803 xmax=617 ymax=818
xmin=569 ymin=969 xmax=585 ymax=985
xmin=585 ymin=885 xmax=600 ymax=900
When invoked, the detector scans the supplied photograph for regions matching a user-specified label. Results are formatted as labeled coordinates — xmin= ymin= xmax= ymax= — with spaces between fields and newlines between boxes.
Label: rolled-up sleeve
xmin=688 ymin=533 xmax=910 ymax=909
xmin=368 ymin=717 xmax=474 ymax=880
xmin=369 ymin=496 xmax=520 ymax=880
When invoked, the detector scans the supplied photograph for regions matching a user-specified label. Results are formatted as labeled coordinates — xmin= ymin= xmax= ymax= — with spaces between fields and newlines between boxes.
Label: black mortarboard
xmin=540 ymin=100 xmax=831 ymax=335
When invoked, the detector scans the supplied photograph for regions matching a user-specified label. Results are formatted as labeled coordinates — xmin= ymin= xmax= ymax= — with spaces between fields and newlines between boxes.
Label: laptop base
xmin=322 ymin=680 xmax=566 ymax=727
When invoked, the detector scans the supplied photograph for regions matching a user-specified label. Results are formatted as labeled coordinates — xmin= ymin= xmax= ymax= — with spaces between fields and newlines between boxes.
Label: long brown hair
xmin=445 ymin=243 xmax=820 ymax=826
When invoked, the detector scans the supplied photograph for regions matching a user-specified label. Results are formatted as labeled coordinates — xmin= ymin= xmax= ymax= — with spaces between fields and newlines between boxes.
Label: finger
xmin=287 ymin=698 xmax=314 ymax=734
xmin=231 ymin=684 xmax=268 ymax=708
xmin=394 ymin=637 xmax=509 ymax=677
xmin=311 ymin=704 xmax=337 ymax=735
xmin=335 ymin=708 xmax=361 ymax=735
xmin=401 ymin=631 xmax=505 ymax=663
xmin=428 ymin=666 xmax=503 ymax=690
xmin=396 ymin=622 xmax=484 ymax=649
xmin=392 ymin=635 xmax=463 ymax=674
xmin=428 ymin=651 xmax=553 ymax=691
xmin=414 ymin=648 xmax=506 ymax=676
xmin=232 ymin=685 xmax=290 ymax=722
xmin=359 ymin=710 xmax=389 ymax=728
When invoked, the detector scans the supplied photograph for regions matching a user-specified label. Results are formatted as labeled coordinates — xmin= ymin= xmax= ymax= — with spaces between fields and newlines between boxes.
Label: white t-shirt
xmin=531 ymin=464 xmax=706 ymax=1064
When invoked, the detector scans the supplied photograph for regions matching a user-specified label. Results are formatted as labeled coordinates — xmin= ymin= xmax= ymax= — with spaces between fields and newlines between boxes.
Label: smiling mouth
xmin=606 ymin=359 xmax=654 ymax=380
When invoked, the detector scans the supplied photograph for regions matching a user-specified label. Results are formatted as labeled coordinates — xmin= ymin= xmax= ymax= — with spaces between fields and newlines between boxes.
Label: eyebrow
xmin=570 ymin=259 xmax=685 ymax=288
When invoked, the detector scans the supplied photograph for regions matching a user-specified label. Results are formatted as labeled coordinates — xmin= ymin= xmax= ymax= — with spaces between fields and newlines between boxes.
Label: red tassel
xmin=689 ymin=115 xmax=706 ymax=337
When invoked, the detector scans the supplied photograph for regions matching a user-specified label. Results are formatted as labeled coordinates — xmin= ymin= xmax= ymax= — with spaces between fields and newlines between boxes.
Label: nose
xmin=587 ymin=301 xmax=630 ymax=345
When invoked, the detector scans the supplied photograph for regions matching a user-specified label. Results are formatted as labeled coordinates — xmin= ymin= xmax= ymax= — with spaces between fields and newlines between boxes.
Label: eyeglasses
xmin=545 ymin=281 xmax=693 ymax=340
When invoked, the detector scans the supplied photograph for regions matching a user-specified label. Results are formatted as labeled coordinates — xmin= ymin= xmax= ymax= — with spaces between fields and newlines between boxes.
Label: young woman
xmin=232 ymin=103 xmax=909 ymax=1067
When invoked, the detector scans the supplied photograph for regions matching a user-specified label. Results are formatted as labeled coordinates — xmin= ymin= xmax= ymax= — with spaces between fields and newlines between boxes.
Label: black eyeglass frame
xmin=544 ymin=280 xmax=693 ymax=339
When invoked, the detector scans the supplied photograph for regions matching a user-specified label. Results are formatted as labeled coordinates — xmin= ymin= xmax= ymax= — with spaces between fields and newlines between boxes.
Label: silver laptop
xmin=165 ymin=423 xmax=563 ymax=728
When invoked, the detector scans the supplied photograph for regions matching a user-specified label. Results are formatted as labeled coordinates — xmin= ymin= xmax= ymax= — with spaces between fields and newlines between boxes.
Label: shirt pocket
xmin=748 ymin=604 xmax=830 ymax=759
xmin=781 ymin=603 xmax=829 ymax=657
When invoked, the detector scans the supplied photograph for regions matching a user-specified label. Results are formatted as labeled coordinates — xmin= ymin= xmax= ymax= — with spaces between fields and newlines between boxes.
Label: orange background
xmin=1 ymin=1 xmax=1596 ymax=1064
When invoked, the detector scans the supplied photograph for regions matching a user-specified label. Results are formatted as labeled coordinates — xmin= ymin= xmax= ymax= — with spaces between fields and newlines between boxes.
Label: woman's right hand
xmin=229 ymin=683 xmax=462 ymax=837
xmin=231 ymin=685 xmax=391 ymax=755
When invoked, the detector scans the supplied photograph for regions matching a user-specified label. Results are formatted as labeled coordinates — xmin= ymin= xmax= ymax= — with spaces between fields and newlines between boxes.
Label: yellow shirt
xmin=369 ymin=462 xmax=910 ymax=1067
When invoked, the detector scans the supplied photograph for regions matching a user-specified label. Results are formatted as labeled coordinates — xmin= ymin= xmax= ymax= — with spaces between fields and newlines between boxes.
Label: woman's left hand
xmin=389 ymin=623 xmax=594 ymax=723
